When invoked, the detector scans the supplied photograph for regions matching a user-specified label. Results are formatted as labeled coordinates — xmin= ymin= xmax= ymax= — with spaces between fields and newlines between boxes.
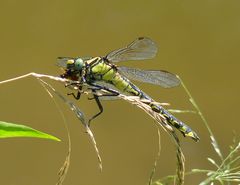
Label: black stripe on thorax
xmin=87 ymin=57 xmax=102 ymax=68
xmin=87 ymin=57 xmax=117 ymax=80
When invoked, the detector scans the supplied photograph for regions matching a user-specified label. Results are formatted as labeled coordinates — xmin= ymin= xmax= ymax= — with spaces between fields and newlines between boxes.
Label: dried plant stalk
xmin=0 ymin=73 xmax=185 ymax=184
xmin=116 ymin=95 xmax=185 ymax=185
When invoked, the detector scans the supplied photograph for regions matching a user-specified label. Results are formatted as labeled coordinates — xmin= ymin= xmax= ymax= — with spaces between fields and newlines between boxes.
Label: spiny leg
xmin=88 ymin=83 xmax=120 ymax=95
xmin=85 ymin=82 xmax=119 ymax=126
xmin=87 ymin=90 xmax=119 ymax=126
xmin=65 ymin=81 xmax=81 ymax=88
xmin=67 ymin=91 xmax=81 ymax=100
xmin=87 ymin=83 xmax=120 ymax=101
xmin=88 ymin=92 xmax=103 ymax=126
xmin=67 ymin=86 xmax=82 ymax=100
xmin=88 ymin=93 xmax=119 ymax=100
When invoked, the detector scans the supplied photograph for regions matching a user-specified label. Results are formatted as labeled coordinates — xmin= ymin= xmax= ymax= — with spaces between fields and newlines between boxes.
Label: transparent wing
xmin=56 ymin=57 xmax=75 ymax=68
xmin=106 ymin=37 xmax=158 ymax=63
xmin=118 ymin=66 xmax=180 ymax=88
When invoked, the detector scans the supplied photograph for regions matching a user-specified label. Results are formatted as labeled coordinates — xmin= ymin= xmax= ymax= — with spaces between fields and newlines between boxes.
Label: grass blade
xmin=38 ymin=79 xmax=103 ymax=171
xmin=0 ymin=120 xmax=60 ymax=141
xmin=148 ymin=127 xmax=161 ymax=185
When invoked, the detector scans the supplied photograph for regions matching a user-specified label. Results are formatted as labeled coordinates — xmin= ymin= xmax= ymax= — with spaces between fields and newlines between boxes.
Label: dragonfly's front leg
xmin=65 ymin=81 xmax=81 ymax=88
xmin=67 ymin=91 xmax=81 ymax=100
xmin=67 ymin=84 xmax=83 ymax=100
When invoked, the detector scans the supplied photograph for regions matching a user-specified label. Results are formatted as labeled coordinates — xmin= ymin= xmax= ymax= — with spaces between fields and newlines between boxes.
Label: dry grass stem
xmin=0 ymin=73 xmax=186 ymax=184
xmin=115 ymin=94 xmax=185 ymax=185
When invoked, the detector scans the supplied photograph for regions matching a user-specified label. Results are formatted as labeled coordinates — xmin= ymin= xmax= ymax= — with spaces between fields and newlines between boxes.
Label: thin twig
xmin=0 ymin=73 xmax=186 ymax=184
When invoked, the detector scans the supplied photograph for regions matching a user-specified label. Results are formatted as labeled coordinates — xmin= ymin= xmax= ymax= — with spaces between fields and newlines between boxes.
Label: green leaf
xmin=0 ymin=121 xmax=60 ymax=141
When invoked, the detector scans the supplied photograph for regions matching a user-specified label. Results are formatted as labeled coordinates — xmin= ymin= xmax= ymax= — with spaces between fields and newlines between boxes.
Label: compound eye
xmin=75 ymin=58 xmax=84 ymax=70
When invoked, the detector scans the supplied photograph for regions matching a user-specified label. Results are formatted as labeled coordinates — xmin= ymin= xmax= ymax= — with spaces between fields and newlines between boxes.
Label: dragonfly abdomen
xmin=149 ymin=102 xmax=199 ymax=141
xmin=129 ymin=86 xmax=200 ymax=142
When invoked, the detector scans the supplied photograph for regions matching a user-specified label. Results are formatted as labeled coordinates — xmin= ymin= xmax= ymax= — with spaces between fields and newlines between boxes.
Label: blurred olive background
xmin=0 ymin=0 xmax=240 ymax=185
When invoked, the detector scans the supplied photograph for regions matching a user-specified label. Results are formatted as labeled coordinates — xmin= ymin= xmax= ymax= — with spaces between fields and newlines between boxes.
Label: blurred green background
xmin=0 ymin=0 xmax=240 ymax=184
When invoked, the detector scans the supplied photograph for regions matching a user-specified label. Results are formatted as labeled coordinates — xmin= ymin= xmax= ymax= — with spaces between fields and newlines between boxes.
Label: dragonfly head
xmin=60 ymin=58 xmax=85 ymax=80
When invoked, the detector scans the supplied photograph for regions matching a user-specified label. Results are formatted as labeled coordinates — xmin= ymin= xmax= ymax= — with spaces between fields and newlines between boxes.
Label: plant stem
xmin=178 ymin=76 xmax=223 ymax=161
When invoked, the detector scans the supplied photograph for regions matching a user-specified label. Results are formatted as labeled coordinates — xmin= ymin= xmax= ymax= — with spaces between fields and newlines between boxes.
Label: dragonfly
xmin=57 ymin=37 xmax=200 ymax=142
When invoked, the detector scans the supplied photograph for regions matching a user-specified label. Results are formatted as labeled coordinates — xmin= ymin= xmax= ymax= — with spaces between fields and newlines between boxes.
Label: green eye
xmin=75 ymin=58 xmax=84 ymax=70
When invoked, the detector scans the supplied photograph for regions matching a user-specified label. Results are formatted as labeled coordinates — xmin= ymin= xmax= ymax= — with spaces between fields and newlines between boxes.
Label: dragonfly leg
xmin=88 ymin=83 xmax=120 ymax=96
xmin=88 ymin=92 xmax=118 ymax=100
xmin=88 ymin=91 xmax=103 ymax=126
xmin=65 ymin=82 xmax=80 ymax=88
xmin=67 ymin=86 xmax=82 ymax=100
xmin=67 ymin=91 xmax=81 ymax=100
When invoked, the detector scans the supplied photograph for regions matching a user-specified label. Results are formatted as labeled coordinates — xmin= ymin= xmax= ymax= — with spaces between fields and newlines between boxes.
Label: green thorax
xmin=85 ymin=57 xmax=139 ymax=96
